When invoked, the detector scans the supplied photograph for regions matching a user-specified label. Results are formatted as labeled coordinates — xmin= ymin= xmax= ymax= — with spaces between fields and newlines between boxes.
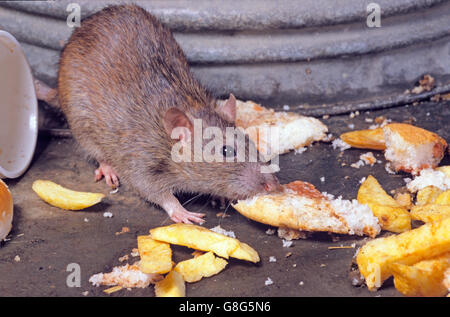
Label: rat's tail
xmin=34 ymin=78 xmax=59 ymax=108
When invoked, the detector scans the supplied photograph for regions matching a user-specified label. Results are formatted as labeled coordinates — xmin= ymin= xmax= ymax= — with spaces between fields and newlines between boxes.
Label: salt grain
xmin=332 ymin=138 xmax=351 ymax=151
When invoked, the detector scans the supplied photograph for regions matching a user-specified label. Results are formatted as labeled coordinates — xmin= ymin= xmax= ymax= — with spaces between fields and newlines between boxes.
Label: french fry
xmin=390 ymin=252 xmax=450 ymax=297
xmin=149 ymin=223 xmax=259 ymax=263
xmin=410 ymin=204 xmax=450 ymax=223
xmin=394 ymin=192 xmax=412 ymax=209
xmin=416 ymin=186 xmax=443 ymax=206
xmin=356 ymin=217 xmax=450 ymax=291
xmin=229 ymin=241 xmax=260 ymax=263
xmin=32 ymin=180 xmax=105 ymax=210
xmin=103 ymin=285 xmax=123 ymax=294
xmin=357 ymin=175 xmax=411 ymax=232
xmin=154 ymin=271 xmax=185 ymax=297
xmin=137 ymin=235 xmax=173 ymax=274
xmin=435 ymin=190 xmax=450 ymax=205
xmin=174 ymin=251 xmax=227 ymax=283
xmin=340 ymin=128 xmax=386 ymax=150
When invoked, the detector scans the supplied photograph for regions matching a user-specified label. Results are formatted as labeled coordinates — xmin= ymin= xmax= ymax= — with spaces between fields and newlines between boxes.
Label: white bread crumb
xmin=406 ymin=168 xmax=450 ymax=193
xmin=210 ymin=225 xmax=236 ymax=238
xmin=332 ymin=138 xmax=351 ymax=151
xmin=329 ymin=196 xmax=380 ymax=237
xmin=89 ymin=263 xmax=162 ymax=288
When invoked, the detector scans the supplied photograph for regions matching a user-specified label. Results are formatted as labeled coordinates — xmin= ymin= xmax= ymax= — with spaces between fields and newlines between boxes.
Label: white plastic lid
xmin=0 ymin=31 xmax=38 ymax=179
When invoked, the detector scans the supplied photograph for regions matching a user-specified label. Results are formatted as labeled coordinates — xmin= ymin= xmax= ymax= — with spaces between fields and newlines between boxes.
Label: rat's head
xmin=163 ymin=94 xmax=280 ymax=200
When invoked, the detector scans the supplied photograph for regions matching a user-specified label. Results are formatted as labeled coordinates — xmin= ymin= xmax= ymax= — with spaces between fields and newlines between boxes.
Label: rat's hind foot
xmin=95 ymin=162 xmax=120 ymax=188
xmin=34 ymin=79 xmax=59 ymax=108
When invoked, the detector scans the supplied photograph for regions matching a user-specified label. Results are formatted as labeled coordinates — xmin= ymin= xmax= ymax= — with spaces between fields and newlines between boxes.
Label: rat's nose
xmin=263 ymin=174 xmax=281 ymax=192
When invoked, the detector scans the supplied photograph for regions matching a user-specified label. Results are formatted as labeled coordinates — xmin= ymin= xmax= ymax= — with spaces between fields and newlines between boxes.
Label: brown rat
xmin=39 ymin=4 xmax=280 ymax=224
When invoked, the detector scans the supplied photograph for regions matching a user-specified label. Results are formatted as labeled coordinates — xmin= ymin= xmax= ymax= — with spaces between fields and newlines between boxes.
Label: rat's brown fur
xmin=57 ymin=5 xmax=278 ymax=221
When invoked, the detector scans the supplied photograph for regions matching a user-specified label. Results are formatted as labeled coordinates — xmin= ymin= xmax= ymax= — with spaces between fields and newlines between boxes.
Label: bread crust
xmin=384 ymin=123 xmax=447 ymax=148
xmin=0 ymin=179 xmax=13 ymax=240
xmin=233 ymin=181 xmax=380 ymax=237
xmin=233 ymin=100 xmax=328 ymax=158
xmin=383 ymin=123 xmax=447 ymax=174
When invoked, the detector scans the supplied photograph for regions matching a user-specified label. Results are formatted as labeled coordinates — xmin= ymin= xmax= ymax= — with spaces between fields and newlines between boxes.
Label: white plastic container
xmin=0 ymin=31 xmax=38 ymax=179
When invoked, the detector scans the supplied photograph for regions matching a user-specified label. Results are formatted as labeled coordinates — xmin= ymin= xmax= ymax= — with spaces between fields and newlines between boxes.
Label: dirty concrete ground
xmin=0 ymin=100 xmax=449 ymax=297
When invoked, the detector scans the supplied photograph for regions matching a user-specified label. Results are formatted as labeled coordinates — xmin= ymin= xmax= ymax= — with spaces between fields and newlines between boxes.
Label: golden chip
xmin=340 ymin=128 xmax=386 ymax=150
xmin=154 ymin=271 xmax=185 ymax=297
xmin=149 ymin=223 xmax=259 ymax=263
xmin=356 ymin=217 xmax=450 ymax=291
xmin=435 ymin=190 xmax=450 ymax=205
xmin=410 ymin=204 xmax=450 ymax=223
xmin=137 ymin=235 xmax=173 ymax=274
xmin=416 ymin=186 xmax=443 ymax=206
xmin=32 ymin=180 xmax=105 ymax=210
xmin=390 ymin=252 xmax=450 ymax=297
xmin=229 ymin=241 xmax=260 ymax=263
xmin=394 ymin=192 xmax=412 ymax=209
xmin=174 ymin=251 xmax=227 ymax=283
xmin=357 ymin=175 xmax=411 ymax=232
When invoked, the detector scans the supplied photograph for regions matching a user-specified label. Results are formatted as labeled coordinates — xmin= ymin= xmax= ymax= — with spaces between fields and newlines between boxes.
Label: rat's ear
xmin=217 ymin=93 xmax=236 ymax=123
xmin=163 ymin=107 xmax=193 ymax=142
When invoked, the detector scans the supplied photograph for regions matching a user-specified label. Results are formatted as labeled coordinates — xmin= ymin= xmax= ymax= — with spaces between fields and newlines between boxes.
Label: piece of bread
xmin=232 ymin=181 xmax=380 ymax=237
xmin=0 ymin=179 xmax=13 ymax=241
xmin=444 ymin=267 xmax=450 ymax=295
xmin=383 ymin=123 xmax=447 ymax=175
xmin=89 ymin=262 xmax=163 ymax=288
xmin=406 ymin=167 xmax=450 ymax=193
xmin=222 ymin=99 xmax=328 ymax=160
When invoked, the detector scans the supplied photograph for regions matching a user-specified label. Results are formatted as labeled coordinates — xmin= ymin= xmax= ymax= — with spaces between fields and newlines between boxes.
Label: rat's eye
xmin=222 ymin=145 xmax=236 ymax=158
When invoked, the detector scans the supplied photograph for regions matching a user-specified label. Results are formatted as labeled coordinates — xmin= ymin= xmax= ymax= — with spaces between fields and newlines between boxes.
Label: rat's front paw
xmin=170 ymin=209 xmax=205 ymax=225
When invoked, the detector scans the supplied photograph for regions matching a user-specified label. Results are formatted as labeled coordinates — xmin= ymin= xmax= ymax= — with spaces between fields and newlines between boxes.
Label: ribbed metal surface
xmin=0 ymin=0 xmax=449 ymax=112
